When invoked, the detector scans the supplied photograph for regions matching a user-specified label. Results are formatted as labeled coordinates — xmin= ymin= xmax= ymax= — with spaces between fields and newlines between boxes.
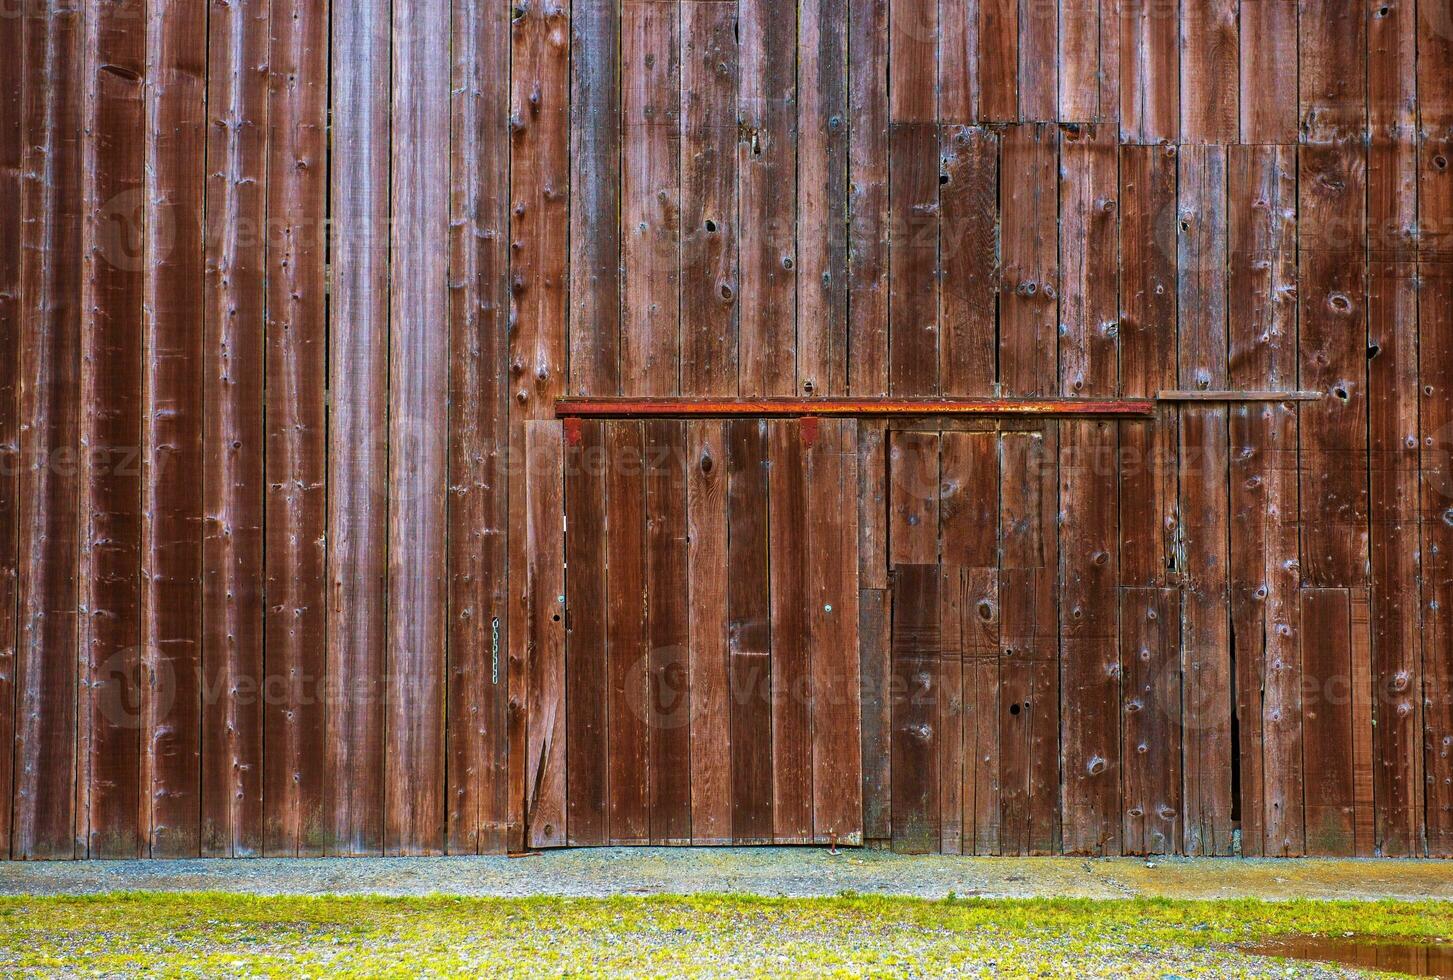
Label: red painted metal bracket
xmin=554 ymin=396 xmax=1156 ymax=419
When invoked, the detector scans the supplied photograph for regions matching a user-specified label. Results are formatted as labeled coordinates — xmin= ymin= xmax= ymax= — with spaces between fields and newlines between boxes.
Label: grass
xmin=0 ymin=893 xmax=1449 ymax=977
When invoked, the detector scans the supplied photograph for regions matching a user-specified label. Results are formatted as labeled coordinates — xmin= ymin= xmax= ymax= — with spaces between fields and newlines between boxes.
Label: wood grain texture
xmin=386 ymin=0 xmax=450 ymax=855
xmin=1018 ymin=0 xmax=1059 ymax=120
xmin=0 ymin=0 xmax=23 ymax=859
xmin=888 ymin=122 xmax=940 ymax=396
xmin=327 ymin=0 xmax=390 ymax=856
xmin=1178 ymin=0 xmax=1237 ymax=143
xmin=1227 ymin=143 xmax=1302 ymax=857
xmin=687 ymin=422 xmax=732 ymax=843
xmin=1239 ymin=0 xmax=1297 ymax=142
xmin=448 ymin=0 xmax=512 ymax=855
xmin=888 ymin=431 xmax=939 ymax=566
xmin=621 ymin=0 xmax=681 ymax=396
xmin=768 ymin=421 xmax=812 ymax=841
xmin=644 ymin=420 xmax=690 ymax=844
xmin=809 ymin=420 xmax=862 ymax=843
xmin=265 ymin=0 xmax=328 ymax=857
xmin=1177 ymin=144 xmax=1234 ymax=856
xmin=726 ymin=419 xmax=773 ymax=841
xmin=85 ymin=0 xmax=148 ymax=860
xmin=680 ymin=1 xmax=739 ymax=397
xmin=510 ymin=0 xmax=571 ymax=851
xmin=999 ymin=125 xmax=1058 ymax=396
xmin=568 ymin=0 xmax=621 ymax=396
xmin=1118 ymin=145 xmax=1178 ymax=588
xmin=565 ymin=420 xmax=609 ymax=845
xmin=1420 ymin=135 xmax=1453 ymax=856
xmin=891 ymin=563 xmax=939 ymax=853
xmin=142 ymin=0 xmax=207 ymax=859
xmin=939 ymin=127 xmax=998 ymax=398
xmin=797 ymin=0 xmax=849 ymax=396
xmin=738 ymin=0 xmax=797 ymax=396
xmin=1059 ymin=0 xmax=1117 ymax=123
xmin=1298 ymin=140 xmax=1369 ymax=587
xmin=605 ymin=422 xmax=649 ymax=844
xmin=1119 ymin=0 xmax=1177 ymax=142
xmin=847 ymin=0 xmax=890 ymax=394
xmin=964 ymin=568 xmax=1000 ymax=854
xmin=975 ymin=0 xmax=1018 ymax=121
xmin=938 ymin=565 xmax=964 ymax=854
xmin=1299 ymin=0 xmax=1368 ymax=141
xmin=1300 ymin=588 xmax=1357 ymax=855
xmin=525 ymin=422 xmax=566 ymax=849
xmin=1366 ymin=8 xmax=1423 ymax=852
xmin=1121 ymin=588 xmax=1182 ymax=855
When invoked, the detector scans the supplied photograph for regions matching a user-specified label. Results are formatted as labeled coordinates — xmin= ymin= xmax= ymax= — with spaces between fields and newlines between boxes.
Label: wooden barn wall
xmin=0 ymin=0 xmax=1450 ymax=858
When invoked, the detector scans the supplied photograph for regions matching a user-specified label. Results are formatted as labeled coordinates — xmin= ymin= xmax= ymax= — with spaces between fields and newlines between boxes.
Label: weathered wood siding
xmin=1 ymin=0 xmax=1449 ymax=857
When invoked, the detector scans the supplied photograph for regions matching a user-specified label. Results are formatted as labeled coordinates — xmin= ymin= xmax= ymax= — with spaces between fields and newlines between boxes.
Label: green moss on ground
xmin=0 ymin=893 xmax=1447 ymax=977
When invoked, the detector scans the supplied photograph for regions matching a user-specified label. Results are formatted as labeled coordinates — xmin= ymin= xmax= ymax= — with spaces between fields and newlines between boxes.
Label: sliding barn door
xmin=528 ymin=418 xmax=862 ymax=848
xmin=887 ymin=426 xmax=1062 ymax=855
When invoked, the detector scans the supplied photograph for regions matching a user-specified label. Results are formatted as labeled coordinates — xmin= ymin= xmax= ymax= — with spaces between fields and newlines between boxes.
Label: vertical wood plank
xmin=386 ymin=0 xmax=450 ymax=854
xmin=726 ymin=418 xmax=773 ymax=841
xmin=327 ymin=0 xmax=390 ymax=856
xmin=858 ymin=587 xmax=892 ymax=841
xmin=525 ymin=422 xmax=566 ymax=849
xmin=999 ymin=124 xmax=1058 ymax=396
xmin=1299 ymin=0 xmax=1368 ymax=141
xmin=888 ymin=0 xmax=935 ymax=124
xmin=644 ymin=419 xmax=691 ymax=844
xmin=848 ymin=0 xmax=890 ymax=394
xmin=1178 ymin=0 xmax=1237 ymax=143
xmin=1018 ymin=0 xmax=1059 ymax=120
xmin=974 ymin=0 xmax=1018 ymax=122
xmin=448 ymin=0 xmax=512 ymax=855
xmin=940 ymin=432 xmax=998 ymax=568
xmin=1227 ymin=143 xmax=1302 ymax=856
xmin=768 ymin=421 xmax=812 ymax=841
xmin=797 ymin=0 xmax=849 ymax=396
xmin=1367 ymin=0 xmax=1423 ymax=854
xmin=565 ymin=420 xmax=609 ymax=845
xmin=18 ymin=0 xmax=83 ymax=860
xmin=738 ymin=0 xmax=797 ymax=396
xmin=264 ymin=0 xmax=329 ymax=857
xmin=1419 ymin=134 xmax=1453 ymax=856
xmin=605 ymin=421 xmax=649 ymax=844
xmin=888 ymin=122 xmax=940 ymax=396
xmin=142 ymin=0 xmax=207 ymax=858
xmin=680 ymin=0 xmax=739 ymax=397
xmin=809 ymin=420 xmax=862 ymax=843
xmin=1060 ymin=123 xmax=1122 ymax=856
xmin=1059 ymin=0 xmax=1116 ymax=122
xmin=85 ymin=0 xmax=148 ymax=860
xmin=1118 ymin=0 xmax=1177 ymax=143
xmin=964 ymin=568 xmax=1001 ymax=854
xmin=569 ymin=0 xmax=621 ymax=396
xmin=1299 ymin=140 xmax=1370 ymax=587
xmin=889 ymin=431 xmax=939 ymax=566
xmin=687 ymin=421 xmax=731 ymax=843
xmin=0 ymin=0 xmax=23 ymax=859
xmin=1121 ymin=587 xmax=1182 ymax=855
xmin=510 ymin=0 xmax=571 ymax=850
xmin=940 ymin=126 xmax=998 ymax=398
xmin=1238 ymin=0 xmax=1297 ymax=143
xmin=1300 ymin=588 xmax=1357 ymax=855
xmin=999 ymin=430 xmax=1061 ymax=855
xmin=1420 ymin=0 xmax=1453 ymax=134
xmin=622 ymin=0 xmax=681 ymax=396
xmin=939 ymin=565 xmax=964 ymax=854
xmin=1118 ymin=144 xmax=1178 ymax=588
xmin=1351 ymin=588 xmax=1376 ymax=856
xmin=891 ymin=563 xmax=939 ymax=853
xmin=1177 ymin=144 xmax=1235 ymax=856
